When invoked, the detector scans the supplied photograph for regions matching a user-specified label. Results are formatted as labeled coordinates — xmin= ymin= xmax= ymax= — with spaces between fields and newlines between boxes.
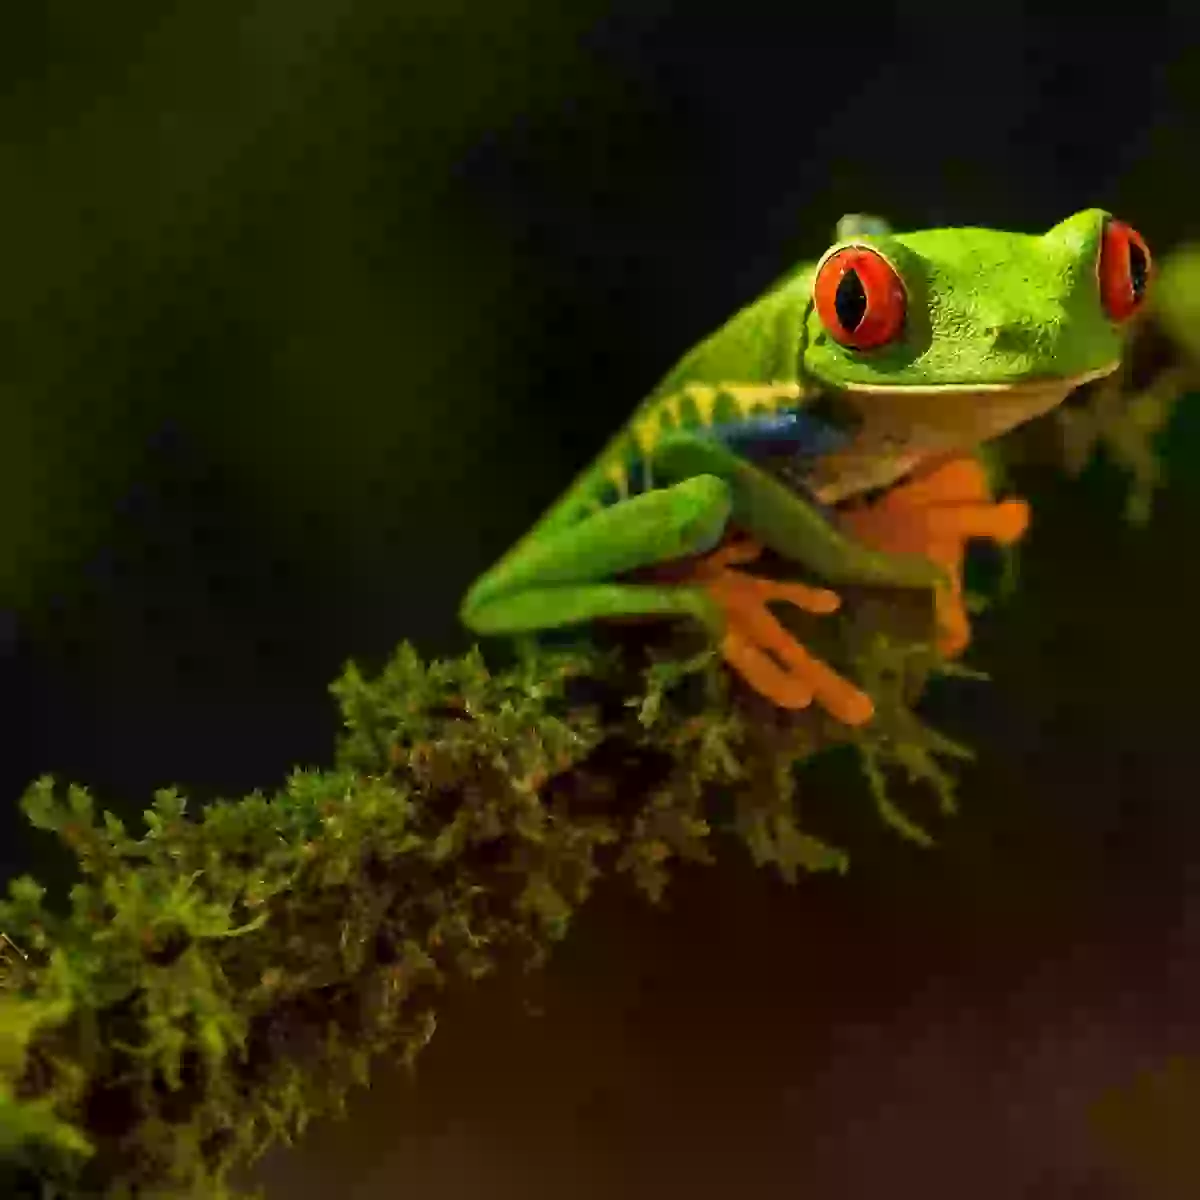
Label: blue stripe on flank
xmin=590 ymin=410 xmax=851 ymax=510
xmin=712 ymin=409 xmax=851 ymax=460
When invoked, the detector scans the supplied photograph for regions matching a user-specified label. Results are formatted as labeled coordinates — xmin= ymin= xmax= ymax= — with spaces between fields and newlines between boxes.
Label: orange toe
xmin=934 ymin=584 xmax=972 ymax=658
xmin=985 ymin=498 xmax=1030 ymax=544
xmin=920 ymin=498 xmax=1030 ymax=546
xmin=746 ymin=574 xmax=842 ymax=616
xmin=721 ymin=626 xmax=816 ymax=710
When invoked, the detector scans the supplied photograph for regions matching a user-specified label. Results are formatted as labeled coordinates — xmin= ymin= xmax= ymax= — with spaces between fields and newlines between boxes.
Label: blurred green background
xmin=3 ymin=2 xmax=1200 ymax=1196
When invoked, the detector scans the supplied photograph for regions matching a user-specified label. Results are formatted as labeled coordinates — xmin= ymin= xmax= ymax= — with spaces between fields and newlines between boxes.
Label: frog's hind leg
xmin=462 ymin=473 xmax=874 ymax=723
xmin=460 ymin=475 xmax=734 ymax=636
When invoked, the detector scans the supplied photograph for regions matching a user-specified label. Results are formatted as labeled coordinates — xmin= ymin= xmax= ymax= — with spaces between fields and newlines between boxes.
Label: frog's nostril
xmin=989 ymin=323 xmax=1042 ymax=353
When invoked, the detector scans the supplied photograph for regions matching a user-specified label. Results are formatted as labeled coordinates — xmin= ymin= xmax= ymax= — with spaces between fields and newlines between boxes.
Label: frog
xmin=460 ymin=209 xmax=1152 ymax=727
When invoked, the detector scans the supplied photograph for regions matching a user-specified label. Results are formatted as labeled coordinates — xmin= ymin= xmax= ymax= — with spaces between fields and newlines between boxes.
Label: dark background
xmin=3 ymin=2 xmax=1200 ymax=1196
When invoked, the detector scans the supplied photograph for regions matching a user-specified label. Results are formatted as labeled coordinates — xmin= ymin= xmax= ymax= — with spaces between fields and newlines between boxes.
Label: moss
xmin=0 ymin=568 xmax=978 ymax=1196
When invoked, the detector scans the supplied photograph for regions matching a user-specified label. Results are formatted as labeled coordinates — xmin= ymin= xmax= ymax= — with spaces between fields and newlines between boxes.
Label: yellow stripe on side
xmin=605 ymin=460 xmax=630 ymax=498
xmin=684 ymin=383 xmax=719 ymax=425
xmin=722 ymin=381 xmax=804 ymax=415
xmin=629 ymin=379 xmax=805 ymax=459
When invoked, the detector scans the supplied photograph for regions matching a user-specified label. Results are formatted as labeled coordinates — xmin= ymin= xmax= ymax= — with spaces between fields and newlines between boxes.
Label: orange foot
xmin=688 ymin=535 xmax=875 ymax=727
xmin=837 ymin=455 xmax=1030 ymax=658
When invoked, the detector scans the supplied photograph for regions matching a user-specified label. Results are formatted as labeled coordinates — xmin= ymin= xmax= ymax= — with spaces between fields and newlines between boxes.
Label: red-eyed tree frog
xmin=460 ymin=210 xmax=1152 ymax=727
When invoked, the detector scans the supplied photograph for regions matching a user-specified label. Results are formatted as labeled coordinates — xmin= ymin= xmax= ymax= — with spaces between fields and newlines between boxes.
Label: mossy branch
xmin=0 ymin=586 xmax=971 ymax=1197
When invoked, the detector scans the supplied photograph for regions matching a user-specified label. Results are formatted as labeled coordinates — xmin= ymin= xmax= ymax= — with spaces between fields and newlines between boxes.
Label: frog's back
xmin=535 ymin=268 xmax=819 ymax=533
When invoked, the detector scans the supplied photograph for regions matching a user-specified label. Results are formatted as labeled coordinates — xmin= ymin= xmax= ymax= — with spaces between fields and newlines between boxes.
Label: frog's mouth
xmin=807 ymin=360 xmax=1120 ymax=505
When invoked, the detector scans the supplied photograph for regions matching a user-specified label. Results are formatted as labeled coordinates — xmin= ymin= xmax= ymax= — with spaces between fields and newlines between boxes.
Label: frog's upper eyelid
xmin=814 ymin=240 xmax=906 ymax=283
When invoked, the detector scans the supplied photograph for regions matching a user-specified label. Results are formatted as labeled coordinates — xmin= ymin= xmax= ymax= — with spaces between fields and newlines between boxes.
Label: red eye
xmin=1097 ymin=218 xmax=1151 ymax=322
xmin=813 ymin=245 xmax=906 ymax=350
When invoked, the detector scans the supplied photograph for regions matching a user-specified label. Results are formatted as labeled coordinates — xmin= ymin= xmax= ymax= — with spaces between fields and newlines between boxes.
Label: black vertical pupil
xmin=1128 ymin=240 xmax=1148 ymax=300
xmin=835 ymin=268 xmax=868 ymax=331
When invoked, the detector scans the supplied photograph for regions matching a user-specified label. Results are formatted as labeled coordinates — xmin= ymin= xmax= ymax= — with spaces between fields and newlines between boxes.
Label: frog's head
xmin=799 ymin=209 xmax=1151 ymax=501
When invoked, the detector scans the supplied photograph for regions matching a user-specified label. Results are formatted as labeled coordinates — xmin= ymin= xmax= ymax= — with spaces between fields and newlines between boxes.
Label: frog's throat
xmin=808 ymin=360 xmax=1119 ymax=505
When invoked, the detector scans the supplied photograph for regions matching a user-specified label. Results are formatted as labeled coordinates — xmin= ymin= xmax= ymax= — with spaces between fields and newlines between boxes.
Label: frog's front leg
xmin=836 ymin=455 xmax=1030 ymax=657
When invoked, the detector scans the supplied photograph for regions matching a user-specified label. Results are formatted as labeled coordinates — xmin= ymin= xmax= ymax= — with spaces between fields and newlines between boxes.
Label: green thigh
xmin=460 ymin=474 xmax=731 ymax=635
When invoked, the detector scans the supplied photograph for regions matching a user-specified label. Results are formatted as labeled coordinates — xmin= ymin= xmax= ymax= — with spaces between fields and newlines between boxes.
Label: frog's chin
xmin=808 ymin=361 xmax=1119 ymax=505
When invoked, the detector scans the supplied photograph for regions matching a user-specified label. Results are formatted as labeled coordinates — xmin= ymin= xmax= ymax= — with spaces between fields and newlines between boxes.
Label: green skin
xmin=461 ymin=209 xmax=1126 ymax=653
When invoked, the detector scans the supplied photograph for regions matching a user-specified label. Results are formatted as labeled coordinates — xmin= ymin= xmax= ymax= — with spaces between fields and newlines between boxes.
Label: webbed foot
xmin=690 ymin=536 xmax=876 ymax=726
xmin=838 ymin=456 xmax=1029 ymax=657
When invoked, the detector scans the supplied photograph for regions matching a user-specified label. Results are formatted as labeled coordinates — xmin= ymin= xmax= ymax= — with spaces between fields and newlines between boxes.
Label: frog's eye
xmin=812 ymin=245 xmax=906 ymax=350
xmin=1098 ymin=219 xmax=1151 ymax=322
